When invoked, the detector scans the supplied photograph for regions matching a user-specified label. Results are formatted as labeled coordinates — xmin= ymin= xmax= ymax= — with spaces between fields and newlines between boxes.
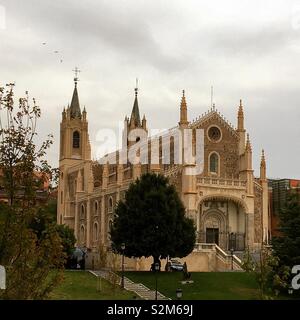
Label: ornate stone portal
xmin=198 ymin=198 xmax=246 ymax=251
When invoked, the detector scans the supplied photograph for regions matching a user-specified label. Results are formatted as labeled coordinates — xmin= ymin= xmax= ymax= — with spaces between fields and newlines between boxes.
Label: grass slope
xmin=50 ymin=271 xmax=137 ymax=300
xmin=124 ymin=271 xmax=260 ymax=300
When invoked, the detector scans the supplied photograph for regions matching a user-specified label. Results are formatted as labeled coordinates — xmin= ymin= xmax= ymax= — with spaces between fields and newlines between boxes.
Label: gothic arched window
xmin=209 ymin=153 xmax=219 ymax=174
xmin=73 ymin=131 xmax=80 ymax=148
xmin=80 ymin=225 xmax=85 ymax=243
xmin=108 ymin=197 xmax=113 ymax=213
xmin=80 ymin=204 xmax=85 ymax=219
xmin=93 ymin=222 xmax=98 ymax=241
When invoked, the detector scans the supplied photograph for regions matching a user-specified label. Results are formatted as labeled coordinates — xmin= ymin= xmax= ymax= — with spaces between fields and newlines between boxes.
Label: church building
xmin=57 ymin=76 xmax=269 ymax=271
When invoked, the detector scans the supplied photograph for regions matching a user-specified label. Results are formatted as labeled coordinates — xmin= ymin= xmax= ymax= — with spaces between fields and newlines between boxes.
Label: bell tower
xmin=57 ymin=70 xmax=91 ymax=226
xmin=59 ymin=70 xmax=91 ymax=162
xmin=123 ymin=82 xmax=148 ymax=149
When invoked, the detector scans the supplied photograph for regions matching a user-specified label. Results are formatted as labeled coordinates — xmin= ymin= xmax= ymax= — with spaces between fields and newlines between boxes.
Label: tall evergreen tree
xmin=272 ymin=192 xmax=300 ymax=268
xmin=110 ymin=173 xmax=196 ymax=267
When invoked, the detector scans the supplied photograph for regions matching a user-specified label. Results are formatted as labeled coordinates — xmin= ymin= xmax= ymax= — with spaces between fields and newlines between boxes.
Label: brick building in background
xmin=0 ymin=170 xmax=51 ymax=204
xmin=269 ymin=178 xmax=300 ymax=237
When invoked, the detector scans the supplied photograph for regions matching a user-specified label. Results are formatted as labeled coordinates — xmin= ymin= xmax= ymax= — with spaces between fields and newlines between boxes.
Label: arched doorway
xmin=201 ymin=209 xmax=226 ymax=248
xmin=197 ymin=196 xmax=247 ymax=251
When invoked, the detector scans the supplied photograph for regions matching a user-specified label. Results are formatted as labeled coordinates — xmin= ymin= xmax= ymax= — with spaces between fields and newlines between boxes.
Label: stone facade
xmin=57 ymin=80 xmax=270 ymax=270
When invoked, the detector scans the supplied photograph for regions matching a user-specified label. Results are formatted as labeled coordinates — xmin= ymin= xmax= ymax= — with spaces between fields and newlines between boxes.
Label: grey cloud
xmin=207 ymin=24 xmax=298 ymax=57
xmin=0 ymin=0 xmax=299 ymax=179
xmin=4 ymin=0 xmax=190 ymax=73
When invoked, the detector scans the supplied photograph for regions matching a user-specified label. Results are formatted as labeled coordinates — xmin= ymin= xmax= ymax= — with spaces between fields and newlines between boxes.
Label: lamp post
xmin=230 ymin=248 xmax=234 ymax=270
xmin=121 ymin=243 xmax=125 ymax=289
xmin=176 ymin=288 xmax=183 ymax=300
xmin=154 ymin=262 xmax=160 ymax=300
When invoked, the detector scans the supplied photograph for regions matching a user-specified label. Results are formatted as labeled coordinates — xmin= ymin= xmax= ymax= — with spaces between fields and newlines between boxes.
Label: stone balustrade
xmin=197 ymin=177 xmax=246 ymax=188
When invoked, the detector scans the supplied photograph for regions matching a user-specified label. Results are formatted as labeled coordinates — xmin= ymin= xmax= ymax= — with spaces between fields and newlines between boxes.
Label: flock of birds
xmin=42 ymin=42 xmax=63 ymax=63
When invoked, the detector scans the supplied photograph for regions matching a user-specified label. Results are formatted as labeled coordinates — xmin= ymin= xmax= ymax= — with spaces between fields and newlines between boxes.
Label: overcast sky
xmin=0 ymin=0 xmax=300 ymax=179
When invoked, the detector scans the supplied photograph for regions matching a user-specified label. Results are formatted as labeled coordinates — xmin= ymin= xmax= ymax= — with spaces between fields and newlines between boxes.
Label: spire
xmin=129 ymin=84 xmax=141 ymax=127
xmin=70 ymin=73 xmax=81 ymax=119
xmin=82 ymin=106 xmax=87 ymax=121
xmin=237 ymin=99 xmax=244 ymax=131
xmin=260 ymin=149 xmax=266 ymax=180
xmin=179 ymin=90 xmax=188 ymax=127
xmin=142 ymin=114 xmax=147 ymax=130
xmin=245 ymin=133 xmax=252 ymax=152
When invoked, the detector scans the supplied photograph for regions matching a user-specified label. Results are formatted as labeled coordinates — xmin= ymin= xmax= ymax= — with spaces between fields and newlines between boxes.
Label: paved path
xmin=89 ymin=270 xmax=170 ymax=300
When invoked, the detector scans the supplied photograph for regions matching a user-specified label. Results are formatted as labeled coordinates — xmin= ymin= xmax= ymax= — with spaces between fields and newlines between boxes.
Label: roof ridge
xmin=190 ymin=108 xmax=238 ymax=137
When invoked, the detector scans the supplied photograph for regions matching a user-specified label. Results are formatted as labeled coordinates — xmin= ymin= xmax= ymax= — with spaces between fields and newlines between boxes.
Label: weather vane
xmin=135 ymin=78 xmax=139 ymax=96
xmin=73 ymin=67 xmax=81 ymax=84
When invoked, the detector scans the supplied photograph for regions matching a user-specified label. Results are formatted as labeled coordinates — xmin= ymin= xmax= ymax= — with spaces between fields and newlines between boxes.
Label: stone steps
xmin=89 ymin=270 xmax=170 ymax=300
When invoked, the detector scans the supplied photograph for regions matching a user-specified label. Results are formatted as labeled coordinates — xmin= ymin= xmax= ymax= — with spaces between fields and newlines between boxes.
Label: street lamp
xmin=121 ymin=243 xmax=125 ymax=289
xmin=176 ymin=288 xmax=183 ymax=300
xmin=230 ymin=248 xmax=234 ymax=271
xmin=154 ymin=262 xmax=160 ymax=300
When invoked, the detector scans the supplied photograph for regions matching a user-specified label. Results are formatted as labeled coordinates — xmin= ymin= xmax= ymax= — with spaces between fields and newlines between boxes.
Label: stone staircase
xmin=89 ymin=270 xmax=170 ymax=300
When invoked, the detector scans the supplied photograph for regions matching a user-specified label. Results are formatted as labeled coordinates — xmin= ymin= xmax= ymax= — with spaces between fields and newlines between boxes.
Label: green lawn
xmin=124 ymin=271 xmax=261 ymax=300
xmin=49 ymin=271 xmax=137 ymax=300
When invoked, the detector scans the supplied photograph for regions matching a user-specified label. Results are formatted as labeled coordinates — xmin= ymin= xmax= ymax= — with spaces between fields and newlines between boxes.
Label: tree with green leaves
xmin=110 ymin=173 xmax=196 ymax=268
xmin=0 ymin=83 xmax=65 ymax=299
xmin=272 ymin=192 xmax=300 ymax=268
xmin=271 ymin=192 xmax=300 ymax=296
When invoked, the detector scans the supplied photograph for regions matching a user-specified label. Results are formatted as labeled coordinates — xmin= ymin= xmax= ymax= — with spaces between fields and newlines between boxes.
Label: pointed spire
xmin=70 ymin=78 xmax=81 ymax=119
xmin=142 ymin=114 xmax=147 ymax=130
xmin=179 ymin=90 xmax=189 ymax=127
xmin=237 ymin=99 xmax=245 ymax=131
xmin=260 ymin=149 xmax=266 ymax=180
xmin=239 ymin=99 xmax=243 ymax=113
xmin=130 ymin=84 xmax=141 ymax=127
xmin=261 ymin=149 xmax=265 ymax=162
xmin=82 ymin=106 xmax=87 ymax=121
xmin=245 ymin=133 xmax=252 ymax=152
xmin=62 ymin=107 xmax=66 ymax=120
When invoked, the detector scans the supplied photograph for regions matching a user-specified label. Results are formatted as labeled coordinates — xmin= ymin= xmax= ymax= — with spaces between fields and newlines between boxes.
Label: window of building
xmin=80 ymin=204 xmax=85 ymax=219
xmin=108 ymin=197 xmax=113 ymax=212
xmin=80 ymin=225 xmax=85 ymax=243
xmin=73 ymin=131 xmax=80 ymax=148
xmin=93 ymin=222 xmax=98 ymax=241
xmin=209 ymin=153 xmax=219 ymax=174
xmin=95 ymin=201 xmax=98 ymax=215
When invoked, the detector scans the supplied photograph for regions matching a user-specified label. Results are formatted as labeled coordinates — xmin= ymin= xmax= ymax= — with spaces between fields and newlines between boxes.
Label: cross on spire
xmin=135 ymin=78 xmax=138 ymax=97
xmin=73 ymin=67 xmax=81 ymax=85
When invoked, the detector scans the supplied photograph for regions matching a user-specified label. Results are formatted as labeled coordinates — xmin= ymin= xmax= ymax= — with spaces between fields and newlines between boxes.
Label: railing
xmin=194 ymin=243 xmax=216 ymax=251
xmin=197 ymin=177 xmax=246 ymax=188
xmin=197 ymin=231 xmax=246 ymax=251
xmin=215 ymin=244 xmax=242 ymax=269
xmin=194 ymin=243 xmax=242 ymax=270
